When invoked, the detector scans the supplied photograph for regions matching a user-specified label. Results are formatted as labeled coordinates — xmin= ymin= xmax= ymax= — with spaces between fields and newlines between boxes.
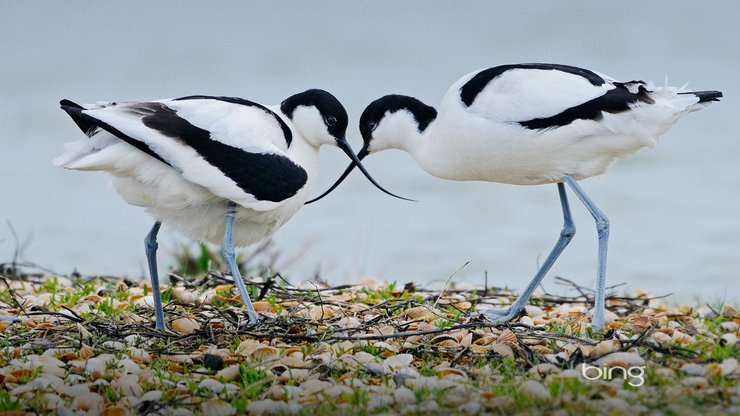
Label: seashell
xmin=460 ymin=332 xmax=473 ymax=347
xmin=681 ymin=363 xmax=706 ymax=376
xmin=721 ymin=304 xmax=737 ymax=318
xmin=116 ymin=358 xmax=142 ymax=375
xmin=111 ymin=374 xmax=143 ymax=397
xmin=682 ymin=376 xmax=709 ymax=388
xmin=171 ymin=317 xmax=200 ymax=335
xmin=247 ymin=399 xmax=300 ymax=415
xmin=251 ymin=346 xmax=279 ymax=361
xmin=579 ymin=344 xmax=595 ymax=357
xmin=308 ymin=305 xmax=334 ymax=321
xmin=530 ymin=345 xmax=553 ymax=355
xmin=517 ymin=380 xmax=551 ymax=401
xmin=128 ymin=347 xmax=151 ymax=364
xmin=652 ymin=332 xmax=671 ymax=344
xmin=215 ymin=364 xmax=240 ymax=381
xmin=74 ymin=392 xmax=105 ymax=412
xmin=171 ymin=288 xmax=198 ymax=305
xmin=720 ymin=358 xmax=738 ymax=376
xmin=431 ymin=334 xmax=459 ymax=347
xmin=43 ymin=393 xmax=64 ymax=411
xmin=336 ymin=316 xmax=362 ymax=328
xmin=324 ymin=385 xmax=353 ymax=398
xmin=162 ymin=354 xmax=193 ymax=365
xmin=593 ymin=352 xmax=645 ymax=367
xmin=81 ymin=294 xmax=102 ymax=304
xmin=373 ymin=341 xmax=398 ymax=353
xmin=268 ymin=385 xmax=303 ymax=400
xmin=140 ymin=390 xmax=163 ymax=402
xmin=520 ymin=316 xmax=534 ymax=326
xmin=235 ymin=339 xmax=262 ymax=356
xmin=589 ymin=340 xmax=620 ymax=357
xmin=199 ymin=378 xmax=228 ymax=394
xmin=201 ymin=398 xmax=236 ymax=416
xmin=61 ymin=383 xmax=91 ymax=397
xmin=525 ymin=305 xmax=545 ymax=317
xmin=392 ymin=387 xmax=415 ymax=406
xmin=720 ymin=333 xmax=738 ymax=347
xmin=277 ymin=368 xmax=310 ymax=383
xmin=351 ymin=277 xmax=382 ymax=289
xmin=529 ymin=363 xmax=559 ymax=380
xmin=300 ymin=379 xmax=333 ymax=395
xmin=703 ymin=363 xmax=724 ymax=378
xmin=10 ymin=374 xmax=63 ymax=395
xmin=631 ymin=315 xmax=651 ymax=329
xmin=451 ymin=301 xmax=473 ymax=311
xmin=371 ymin=325 xmax=395 ymax=336
xmin=383 ymin=354 xmax=413 ymax=371
xmin=403 ymin=306 xmax=435 ymax=321
xmin=720 ymin=321 xmax=739 ymax=332
xmin=473 ymin=335 xmax=496 ymax=346
xmin=556 ymin=342 xmax=577 ymax=356
xmin=437 ymin=367 xmax=468 ymax=379
xmin=496 ymin=329 xmax=518 ymax=347
xmin=101 ymin=406 xmax=126 ymax=416
xmin=490 ymin=344 xmax=514 ymax=358
xmin=252 ymin=301 xmax=272 ymax=313
xmin=654 ymin=368 xmax=674 ymax=378
xmin=102 ymin=340 xmax=126 ymax=350
xmin=671 ymin=330 xmax=696 ymax=344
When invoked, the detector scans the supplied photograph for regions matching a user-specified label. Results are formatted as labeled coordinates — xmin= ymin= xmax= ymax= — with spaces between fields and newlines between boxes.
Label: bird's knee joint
xmin=596 ymin=217 xmax=610 ymax=233
xmin=561 ymin=223 xmax=576 ymax=239
xmin=145 ymin=239 xmax=158 ymax=251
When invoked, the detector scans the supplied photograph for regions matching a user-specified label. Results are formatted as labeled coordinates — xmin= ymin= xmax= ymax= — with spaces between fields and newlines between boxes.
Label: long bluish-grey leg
xmin=484 ymin=182 xmax=576 ymax=323
xmin=563 ymin=175 xmax=609 ymax=331
xmin=145 ymin=221 xmax=167 ymax=331
xmin=221 ymin=201 xmax=258 ymax=324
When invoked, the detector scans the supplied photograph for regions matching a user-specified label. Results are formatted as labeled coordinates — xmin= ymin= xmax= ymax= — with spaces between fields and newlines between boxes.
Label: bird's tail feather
xmin=678 ymin=90 xmax=723 ymax=103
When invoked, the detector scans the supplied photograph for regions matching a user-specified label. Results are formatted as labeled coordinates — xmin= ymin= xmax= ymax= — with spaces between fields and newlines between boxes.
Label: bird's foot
xmin=482 ymin=308 xmax=519 ymax=324
xmin=590 ymin=316 xmax=605 ymax=333
xmin=243 ymin=310 xmax=259 ymax=325
xmin=154 ymin=323 xmax=179 ymax=336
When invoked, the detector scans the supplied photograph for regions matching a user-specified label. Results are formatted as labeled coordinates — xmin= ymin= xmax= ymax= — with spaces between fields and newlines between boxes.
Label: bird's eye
xmin=367 ymin=121 xmax=378 ymax=131
xmin=325 ymin=115 xmax=337 ymax=126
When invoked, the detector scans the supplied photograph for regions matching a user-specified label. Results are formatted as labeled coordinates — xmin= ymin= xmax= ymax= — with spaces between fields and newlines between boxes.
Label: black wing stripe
xmin=460 ymin=64 xmax=606 ymax=107
xmin=60 ymin=102 xmax=171 ymax=165
xmin=518 ymin=83 xmax=653 ymax=130
xmin=141 ymin=103 xmax=307 ymax=203
xmin=175 ymin=95 xmax=293 ymax=147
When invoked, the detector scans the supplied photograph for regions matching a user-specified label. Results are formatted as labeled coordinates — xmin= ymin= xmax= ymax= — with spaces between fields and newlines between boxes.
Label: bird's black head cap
xmin=359 ymin=95 xmax=437 ymax=145
xmin=281 ymin=89 xmax=348 ymax=139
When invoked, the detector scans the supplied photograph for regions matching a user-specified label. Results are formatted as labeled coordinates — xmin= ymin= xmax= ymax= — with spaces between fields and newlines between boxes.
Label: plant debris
xmin=0 ymin=265 xmax=737 ymax=415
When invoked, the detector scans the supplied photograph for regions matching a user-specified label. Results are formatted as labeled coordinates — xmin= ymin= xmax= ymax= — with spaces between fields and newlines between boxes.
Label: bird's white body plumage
xmin=371 ymin=67 xmax=712 ymax=185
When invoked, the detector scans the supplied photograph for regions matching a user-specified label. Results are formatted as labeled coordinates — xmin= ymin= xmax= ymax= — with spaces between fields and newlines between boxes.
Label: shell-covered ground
xmin=0 ymin=263 xmax=738 ymax=415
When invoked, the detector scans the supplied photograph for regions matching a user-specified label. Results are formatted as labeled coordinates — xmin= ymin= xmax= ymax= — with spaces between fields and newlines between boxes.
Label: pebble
xmin=517 ymin=380 xmax=551 ymax=401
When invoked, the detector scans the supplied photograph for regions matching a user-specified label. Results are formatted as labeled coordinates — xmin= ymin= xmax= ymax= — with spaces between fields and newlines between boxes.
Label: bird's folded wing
xmin=459 ymin=64 xmax=626 ymax=128
xmin=70 ymin=98 xmax=308 ymax=210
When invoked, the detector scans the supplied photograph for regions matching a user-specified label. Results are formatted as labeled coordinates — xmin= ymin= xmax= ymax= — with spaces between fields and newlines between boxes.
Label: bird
xmin=55 ymin=89 xmax=402 ymax=332
xmin=308 ymin=63 xmax=722 ymax=331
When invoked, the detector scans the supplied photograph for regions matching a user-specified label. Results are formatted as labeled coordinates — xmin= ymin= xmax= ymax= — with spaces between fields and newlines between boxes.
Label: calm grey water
xmin=1 ymin=2 xmax=738 ymax=302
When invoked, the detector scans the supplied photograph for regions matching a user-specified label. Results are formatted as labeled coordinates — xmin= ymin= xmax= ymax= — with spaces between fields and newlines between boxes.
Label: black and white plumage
xmin=310 ymin=63 xmax=722 ymax=331
xmin=56 ymin=89 xmax=393 ymax=330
